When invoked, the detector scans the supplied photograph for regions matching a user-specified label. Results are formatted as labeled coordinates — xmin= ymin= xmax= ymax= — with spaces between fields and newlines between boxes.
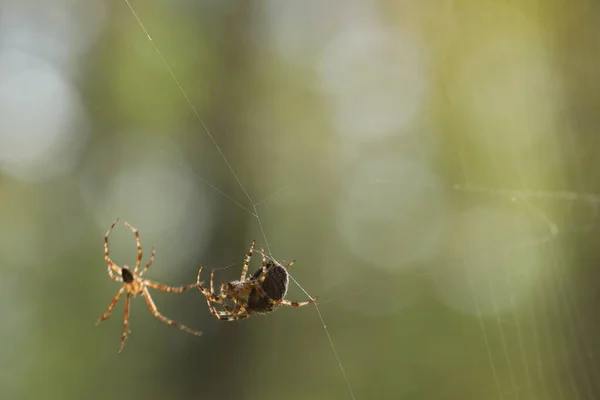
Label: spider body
xmin=246 ymin=260 xmax=288 ymax=313
xmin=121 ymin=268 xmax=134 ymax=284
xmin=197 ymin=241 xmax=316 ymax=321
xmin=96 ymin=218 xmax=202 ymax=352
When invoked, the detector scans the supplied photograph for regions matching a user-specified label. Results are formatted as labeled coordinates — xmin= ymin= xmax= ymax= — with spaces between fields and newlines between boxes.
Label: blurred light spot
xmin=91 ymin=137 xmax=213 ymax=275
xmin=262 ymin=0 xmax=342 ymax=64
xmin=336 ymin=156 xmax=446 ymax=273
xmin=0 ymin=50 xmax=89 ymax=182
xmin=0 ymin=0 xmax=108 ymax=69
xmin=319 ymin=25 xmax=428 ymax=140
xmin=433 ymin=206 xmax=545 ymax=316
xmin=451 ymin=31 xmax=559 ymax=155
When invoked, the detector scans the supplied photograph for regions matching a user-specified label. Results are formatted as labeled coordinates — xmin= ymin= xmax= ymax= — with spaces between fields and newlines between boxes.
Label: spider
xmin=196 ymin=240 xmax=317 ymax=321
xmin=96 ymin=218 xmax=202 ymax=352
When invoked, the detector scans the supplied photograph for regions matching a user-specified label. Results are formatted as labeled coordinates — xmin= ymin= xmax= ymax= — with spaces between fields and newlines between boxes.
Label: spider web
xmin=121 ymin=1 xmax=357 ymax=399
xmin=453 ymin=186 xmax=600 ymax=400
xmin=117 ymin=1 xmax=600 ymax=399
xmin=2 ymin=1 xmax=599 ymax=399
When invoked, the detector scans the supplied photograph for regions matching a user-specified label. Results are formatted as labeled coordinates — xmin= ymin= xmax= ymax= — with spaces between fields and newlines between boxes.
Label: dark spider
xmin=196 ymin=241 xmax=317 ymax=321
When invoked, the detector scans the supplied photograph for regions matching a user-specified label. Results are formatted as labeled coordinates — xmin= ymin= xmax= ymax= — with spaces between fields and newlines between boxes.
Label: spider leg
xmin=142 ymin=287 xmax=203 ymax=336
xmin=104 ymin=218 xmax=123 ymax=281
xmin=257 ymin=246 xmax=270 ymax=284
xmin=196 ymin=266 xmax=210 ymax=295
xmin=239 ymin=240 xmax=255 ymax=281
xmin=204 ymin=296 xmax=227 ymax=320
xmin=210 ymin=268 xmax=217 ymax=294
xmin=206 ymin=268 xmax=231 ymax=303
xmin=210 ymin=300 xmax=250 ymax=322
xmin=197 ymin=265 xmax=250 ymax=321
xmin=283 ymin=260 xmax=295 ymax=270
xmin=196 ymin=267 xmax=215 ymax=304
xmin=144 ymin=280 xmax=197 ymax=293
xmin=123 ymin=221 xmax=143 ymax=274
xmin=259 ymin=246 xmax=296 ymax=271
xmin=196 ymin=266 xmax=221 ymax=302
xmin=139 ymin=245 xmax=155 ymax=277
xmin=214 ymin=311 xmax=250 ymax=322
xmin=197 ymin=267 xmax=228 ymax=304
xmin=196 ymin=265 xmax=204 ymax=286
xmin=273 ymin=297 xmax=317 ymax=308
xmin=119 ymin=293 xmax=131 ymax=353
xmin=96 ymin=287 xmax=125 ymax=325
xmin=251 ymin=281 xmax=316 ymax=309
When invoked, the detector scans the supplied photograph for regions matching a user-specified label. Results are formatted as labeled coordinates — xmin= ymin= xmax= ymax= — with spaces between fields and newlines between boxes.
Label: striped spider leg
xmin=196 ymin=241 xmax=317 ymax=322
xmin=96 ymin=218 xmax=202 ymax=352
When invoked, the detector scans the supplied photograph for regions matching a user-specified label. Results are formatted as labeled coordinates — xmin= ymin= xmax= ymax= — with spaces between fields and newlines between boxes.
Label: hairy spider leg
xmin=207 ymin=296 xmax=248 ymax=321
xmin=196 ymin=266 xmax=227 ymax=302
xmin=276 ymin=298 xmax=317 ymax=308
xmin=239 ymin=240 xmax=256 ymax=281
xmin=284 ymin=260 xmax=295 ymax=270
xmin=212 ymin=308 xmax=250 ymax=322
xmin=96 ymin=287 xmax=125 ymax=325
xmin=123 ymin=221 xmax=145 ymax=275
xmin=145 ymin=280 xmax=197 ymax=294
xmin=207 ymin=294 xmax=250 ymax=322
xmin=104 ymin=218 xmax=122 ymax=281
xmin=139 ymin=245 xmax=155 ymax=277
xmin=119 ymin=293 xmax=131 ymax=352
xmin=142 ymin=287 xmax=203 ymax=336
xmin=196 ymin=266 xmax=219 ymax=300
xmin=197 ymin=265 xmax=250 ymax=320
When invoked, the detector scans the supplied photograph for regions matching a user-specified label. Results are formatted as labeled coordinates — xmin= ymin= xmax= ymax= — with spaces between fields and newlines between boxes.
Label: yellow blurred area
xmin=1 ymin=0 xmax=599 ymax=399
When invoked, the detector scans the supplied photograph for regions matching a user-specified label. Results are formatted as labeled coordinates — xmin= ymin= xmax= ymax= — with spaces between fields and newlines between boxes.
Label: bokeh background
xmin=2 ymin=0 xmax=600 ymax=399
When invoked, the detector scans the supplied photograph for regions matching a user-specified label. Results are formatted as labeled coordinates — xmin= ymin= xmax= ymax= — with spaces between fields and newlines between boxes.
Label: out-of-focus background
xmin=2 ymin=0 xmax=600 ymax=399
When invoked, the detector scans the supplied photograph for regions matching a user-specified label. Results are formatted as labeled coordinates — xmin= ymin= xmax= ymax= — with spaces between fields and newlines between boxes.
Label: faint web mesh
xmin=122 ymin=1 xmax=356 ymax=399
xmin=120 ymin=1 xmax=600 ymax=399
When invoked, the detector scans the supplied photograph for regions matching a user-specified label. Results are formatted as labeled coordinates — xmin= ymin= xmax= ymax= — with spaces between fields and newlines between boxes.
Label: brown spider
xmin=96 ymin=218 xmax=202 ymax=352
xmin=196 ymin=240 xmax=317 ymax=321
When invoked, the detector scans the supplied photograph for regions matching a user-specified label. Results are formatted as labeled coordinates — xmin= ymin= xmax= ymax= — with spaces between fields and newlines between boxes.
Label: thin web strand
xmin=259 ymin=250 xmax=357 ymax=400
xmin=465 ymin=264 xmax=505 ymax=400
xmin=122 ymin=2 xmax=356 ymax=399
xmin=528 ymin=194 xmax=596 ymax=399
xmin=123 ymin=0 xmax=254 ymax=210
xmin=549 ymin=250 xmax=581 ymax=400
xmin=529 ymin=267 xmax=551 ymax=400
xmin=288 ymin=273 xmax=357 ymax=400
xmin=515 ymin=199 xmax=558 ymax=400
xmin=541 ymin=271 xmax=566 ymax=400
xmin=514 ymin=177 xmax=565 ymax=400
xmin=563 ymin=264 xmax=600 ymax=391
xmin=487 ymin=277 xmax=521 ymax=399
xmin=160 ymin=151 xmax=257 ymax=216
xmin=557 ymin=137 xmax=600 ymax=395
xmin=512 ymin=169 xmax=581 ymax=400
xmin=454 ymin=184 xmax=600 ymax=204
xmin=252 ymin=185 xmax=288 ymax=208
xmin=483 ymin=151 xmax=534 ymax=400
xmin=556 ymin=268 xmax=593 ymax=399
xmin=458 ymin=151 xmax=505 ymax=400
xmin=506 ymin=270 xmax=535 ymax=399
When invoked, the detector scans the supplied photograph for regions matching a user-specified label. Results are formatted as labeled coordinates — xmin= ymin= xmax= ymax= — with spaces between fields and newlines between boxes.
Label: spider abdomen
xmin=121 ymin=268 xmax=134 ymax=283
xmin=247 ymin=262 xmax=289 ymax=313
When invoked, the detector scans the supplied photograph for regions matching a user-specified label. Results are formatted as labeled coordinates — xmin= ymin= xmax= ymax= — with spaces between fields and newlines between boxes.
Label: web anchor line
xmin=122 ymin=1 xmax=356 ymax=399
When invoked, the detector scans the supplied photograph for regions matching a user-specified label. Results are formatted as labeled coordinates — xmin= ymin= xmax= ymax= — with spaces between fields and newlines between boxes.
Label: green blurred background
xmin=1 ymin=0 xmax=600 ymax=399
